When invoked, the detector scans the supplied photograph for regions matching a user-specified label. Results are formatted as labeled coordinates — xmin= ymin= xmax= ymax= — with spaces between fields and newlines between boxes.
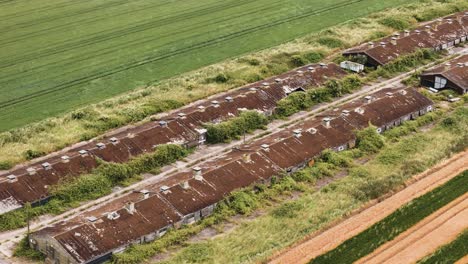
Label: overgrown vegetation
xmin=0 ymin=145 xmax=188 ymax=231
xmin=275 ymin=75 xmax=362 ymax=118
xmin=310 ymin=170 xmax=468 ymax=264
xmin=13 ymin=237 xmax=46 ymax=261
xmin=417 ymin=230 xmax=468 ymax=264
xmin=2 ymin=0 xmax=465 ymax=168
xmin=116 ymin=102 xmax=467 ymax=264
xmin=205 ymin=111 xmax=268 ymax=144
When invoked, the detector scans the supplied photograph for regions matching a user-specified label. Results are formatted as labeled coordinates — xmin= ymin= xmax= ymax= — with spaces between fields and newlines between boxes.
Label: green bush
xmin=23 ymin=149 xmax=46 ymax=160
xmin=317 ymin=37 xmax=345 ymax=48
xmin=205 ymin=111 xmax=268 ymax=143
xmin=303 ymin=50 xmax=326 ymax=63
xmin=290 ymin=55 xmax=308 ymax=67
xmin=271 ymin=201 xmax=304 ymax=218
xmin=378 ymin=17 xmax=411 ymax=30
xmin=13 ymin=237 xmax=45 ymax=261
xmin=355 ymin=125 xmax=385 ymax=153
xmin=0 ymin=160 xmax=12 ymax=170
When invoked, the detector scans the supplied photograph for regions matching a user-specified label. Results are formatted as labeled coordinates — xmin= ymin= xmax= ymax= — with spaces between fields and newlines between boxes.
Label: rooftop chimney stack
xmin=26 ymin=167 xmax=36 ymax=175
xmin=193 ymin=167 xmax=203 ymax=181
xmin=293 ymin=129 xmax=302 ymax=138
xmin=110 ymin=137 xmax=119 ymax=144
xmin=261 ymin=144 xmax=270 ymax=151
xmin=125 ymin=202 xmax=136 ymax=215
xmin=393 ymin=33 xmax=400 ymax=39
xmin=96 ymin=142 xmax=105 ymax=149
xmin=160 ymin=185 xmax=170 ymax=194
xmin=42 ymin=162 xmax=52 ymax=170
xmin=404 ymin=30 xmax=410 ymax=37
xmin=391 ymin=37 xmax=397 ymax=45
xmin=364 ymin=95 xmax=372 ymax=104
xmin=61 ymin=155 xmax=70 ymax=163
xmin=7 ymin=175 xmax=17 ymax=183
xmin=140 ymin=189 xmax=150 ymax=199
xmin=322 ymin=117 xmax=331 ymax=128
xmin=181 ymin=181 xmax=190 ymax=190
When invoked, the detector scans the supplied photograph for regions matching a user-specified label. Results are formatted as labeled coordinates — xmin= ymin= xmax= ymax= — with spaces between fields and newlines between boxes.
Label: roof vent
xmin=307 ymin=128 xmax=317 ymax=134
xmin=275 ymin=78 xmax=282 ymax=83
xmin=262 ymin=82 xmax=269 ymax=87
xmin=107 ymin=211 xmax=120 ymax=220
xmin=457 ymin=63 xmax=464 ymax=67
xmin=404 ymin=30 xmax=410 ymax=37
xmin=399 ymin=90 xmax=407 ymax=95
xmin=424 ymin=25 xmax=431 ymax=32
xmin=7 ymin=175 xmax=17 ymax=183
xmin=86 ymin=216 xmax=97 ymax=223
xmin=364 ymin=95 xmax=372 ymax=104
xmin=342 ymin=109 xmax=350 ymax=116
xmin=225 ymin=96 xmax=234 ymax=102
xmin=319 ymin=63 xmax=327 ymax=68
xmin=308 ymin=66 xmax=315 ymax=71
xmin=180 ymin=181 xmax=190 ymax=190
xmin=211 ymin=100 xmax=220 ymax=107
xmin=386 ymin=92 xmax=393 ymax=97
xmin=26 ymin=167 xmax=36 ymax=175
xmin=391 ymin=37 xmax=397 ymax=45
xmin=393 ymin=33 xmax=400 ymax=38
xmin=261 ymin=144 xmax=270 ymax=151
xmin=42 ymin=162 xmax=52 ymax=170
xmin=125 ymin=202 xmax=136 ymax=215
xmin=322 ymin=117 xmax=331 ymax=128
xmin=415 ymin=30 xmax=421 ymax=35
xmin=368 ymin=42 xmax=374 ymax=48
xmin=96 ymin=142 xmax=105 ymax=149
xmin=193 ymin=166 xmax=203 ymax=180
xmin=249 ymin=87 xmax=257 ymax=91
xmin=380 ymin=42 xmax=386 ymax=47
xmin=158 ymin=120 xmax=168 ymax=127
xmin=354 ymin=107 xmax=364 ymax=114
xmin=78 ymin=150 xmax=88 ymax=156
xmin=297 ymin=70 xmax=304 ymax=74
xmin=110 ymin=137 xmax=118 ymax=144
xmin=293 ymin=129 xmax=302 ymax=138
xmin=61 ymin=155 xmax=70 ymax=163
xmin=446 ymin=18 xmax=453 ymax=24
xmin=160 ymin=185 xmax=170 ymax=193
xmin=178 ymin=113 xmax=186 ymax=119
xmin=140 ymin=189 xmax=150 ymax=199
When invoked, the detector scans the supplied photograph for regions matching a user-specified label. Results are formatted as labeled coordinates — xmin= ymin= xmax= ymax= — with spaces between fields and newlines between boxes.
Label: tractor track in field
xmin=0 ymin=0 xmax=366 ymax=109
xmin=356 ymin=194 xmax=468 ymax=264
xmin=268 ymin=151 xmax=468 ymax=264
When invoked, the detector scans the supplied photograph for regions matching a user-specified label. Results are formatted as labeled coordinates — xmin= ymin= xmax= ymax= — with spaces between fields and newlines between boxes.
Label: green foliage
xmin=303 ymin=51 xmax=327 ymax=63
xmin=205 ymin=111 xmax=268 ymax=144
xmin=311 ymin=171 xmax=468 ymax=264
xmin=418 ymin=230 xmax=468 ymax=264
xmin=272 ymin=201 xmax=304 ymax=218
xmin=317 ymin=37 xmax=345 ymax=48
xmin=51 ymin=174 xmax=113 ymax=203
xmin=378 ymin=17 xmax=412 ymax=30
xmin=356 ymin=125 xmax=385 ymax=153
xmin=0 ymin=160 xmax=12 ymax=170
xmin=13 ymin=237 xmax=45 ymax=261
xmin=318 ymin=149 xmax=353 ymax=168
xmin=23 ymin=149 xmax=46 ymax=160
xmin=290 ymin=55 xmax=308 ymax=67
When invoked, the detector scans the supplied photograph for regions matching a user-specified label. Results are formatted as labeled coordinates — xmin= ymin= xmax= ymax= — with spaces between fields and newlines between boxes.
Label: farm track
xmin=356 ymin=194 xmax=468 ymax=264
xmin=268 ymin=151 xmax=468 ymax=264
xmin=0 ymin=0 xmax=365 ymax=110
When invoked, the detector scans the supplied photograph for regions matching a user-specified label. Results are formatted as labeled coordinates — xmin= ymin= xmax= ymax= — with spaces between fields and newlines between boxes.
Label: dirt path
xmin=357 ymin=194 xmax=468 ymax=264
xmin=268 ymin=150 xmax=468 ymax=264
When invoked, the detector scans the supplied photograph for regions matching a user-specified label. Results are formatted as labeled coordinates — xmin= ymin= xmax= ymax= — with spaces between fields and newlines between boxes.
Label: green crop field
xmin=0 ymin=0 xmax=417 ymax=131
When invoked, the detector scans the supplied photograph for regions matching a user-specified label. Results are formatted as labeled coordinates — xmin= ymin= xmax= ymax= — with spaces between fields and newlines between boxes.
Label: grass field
xmin=0 ymin=0 xmax=418 ymax=130
xmin=310 ymin=170 xmax=468 ymax=264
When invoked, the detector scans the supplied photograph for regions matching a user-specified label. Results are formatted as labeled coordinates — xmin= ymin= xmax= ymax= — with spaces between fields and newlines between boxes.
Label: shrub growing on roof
xmin=355 ymin=125 xmax=385 ymax=154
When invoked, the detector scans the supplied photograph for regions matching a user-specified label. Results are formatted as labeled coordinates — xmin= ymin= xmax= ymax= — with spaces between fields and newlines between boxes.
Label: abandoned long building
xmin=420 ymin=54 xmax=468 ymax=94
xmin=343 ymin=11 xmax=468 ymax=67
xmin=30 ymin=87 xmax=433 ymax=264
xmin=0 ymin=63 xmax=347 ymax=215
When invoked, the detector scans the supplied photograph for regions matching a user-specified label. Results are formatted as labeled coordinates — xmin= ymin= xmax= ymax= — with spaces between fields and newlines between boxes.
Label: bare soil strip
xmin=268 ymin=150 xmax=468 ymax=264
xmin=356 ymin=193 xmax=468 ymax=264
